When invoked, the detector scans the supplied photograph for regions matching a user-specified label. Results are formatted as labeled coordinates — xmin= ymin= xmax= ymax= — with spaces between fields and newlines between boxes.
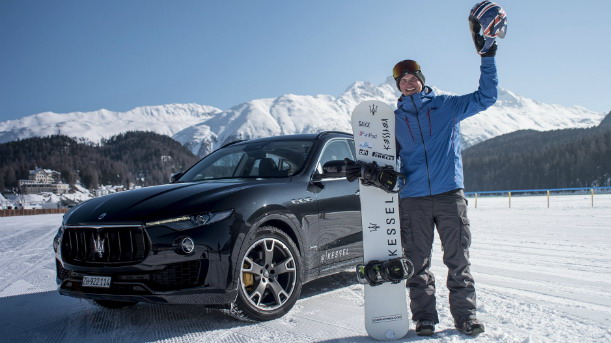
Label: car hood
xmin=64 ymin=179 xmax=268 ymax=225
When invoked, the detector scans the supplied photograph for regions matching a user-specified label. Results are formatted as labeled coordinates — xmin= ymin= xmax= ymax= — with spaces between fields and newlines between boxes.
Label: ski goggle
xmin=392 ymin=60 xmax=421 ymax=79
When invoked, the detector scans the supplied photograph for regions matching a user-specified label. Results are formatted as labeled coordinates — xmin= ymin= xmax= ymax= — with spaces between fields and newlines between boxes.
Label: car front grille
xmin=59 ymin=260 xmax=207 ymax=294
xmin=150 ymin=260 xmax=203 ymax=291
xmin=61 ymin=225 xmax=149 ymax=265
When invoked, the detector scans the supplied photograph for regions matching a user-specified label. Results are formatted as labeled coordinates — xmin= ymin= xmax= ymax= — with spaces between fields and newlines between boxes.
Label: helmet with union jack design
xmin=469 ymin=1 xmax=507 ymax=55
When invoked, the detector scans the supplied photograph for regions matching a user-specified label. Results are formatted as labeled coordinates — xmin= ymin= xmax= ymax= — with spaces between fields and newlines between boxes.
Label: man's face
xmin=399 ymin=74 xmax=423 ymax=96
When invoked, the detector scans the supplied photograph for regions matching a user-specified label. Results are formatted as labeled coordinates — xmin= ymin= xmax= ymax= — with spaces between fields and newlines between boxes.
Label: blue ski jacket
xmin=395 ymin=57 xmax=498 ymax=198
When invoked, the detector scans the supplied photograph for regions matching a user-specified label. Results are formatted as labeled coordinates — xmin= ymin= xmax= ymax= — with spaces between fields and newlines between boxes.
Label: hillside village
xmin=0 ymin=167 xmax=128 ymax=210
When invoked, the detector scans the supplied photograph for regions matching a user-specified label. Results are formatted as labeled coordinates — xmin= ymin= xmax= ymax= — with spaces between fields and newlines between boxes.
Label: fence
xmin=465 ymin=187 xmax=611 ymax=208
xmin=1 ymin=187 xmax=610 ymax=215
xmin=0 ymin=208 xmax=68 ymax=217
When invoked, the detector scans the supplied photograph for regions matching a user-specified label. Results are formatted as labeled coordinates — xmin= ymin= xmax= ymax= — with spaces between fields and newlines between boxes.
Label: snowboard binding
xmin=346 ymin=159 xmax=406 ymax=193
xmin=356 ymin=257 xmax=414 ymax=287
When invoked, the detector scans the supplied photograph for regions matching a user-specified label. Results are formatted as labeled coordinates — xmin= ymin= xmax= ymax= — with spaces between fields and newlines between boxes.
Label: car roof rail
xmin=220 ymin=139 xmax=246 ymax=148
xmin=316 ymin=131 xmax=352 ymax=139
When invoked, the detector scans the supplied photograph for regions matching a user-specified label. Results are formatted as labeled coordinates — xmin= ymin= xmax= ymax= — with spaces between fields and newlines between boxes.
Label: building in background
xmin=18 ymin=168 xmax=69 ymax=195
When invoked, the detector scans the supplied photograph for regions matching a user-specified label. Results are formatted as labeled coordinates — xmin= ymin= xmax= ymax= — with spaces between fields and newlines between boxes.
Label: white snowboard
xmin=351 ymin=100 xmax=409 ymax=340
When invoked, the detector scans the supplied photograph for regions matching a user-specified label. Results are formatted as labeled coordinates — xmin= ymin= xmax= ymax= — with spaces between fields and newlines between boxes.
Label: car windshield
xmin=178 ymin=140 xmax=314 ymax=181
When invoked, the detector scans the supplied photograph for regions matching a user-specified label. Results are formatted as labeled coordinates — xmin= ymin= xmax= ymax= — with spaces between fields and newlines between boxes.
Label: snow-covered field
xmin=0 ymin=194 xmax=610 ymax=343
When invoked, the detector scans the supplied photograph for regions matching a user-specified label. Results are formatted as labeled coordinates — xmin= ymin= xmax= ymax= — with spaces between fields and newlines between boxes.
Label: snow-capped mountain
xmin=173 ymin=79 xmax=402 ymax=156
xmin=173 ymin=77 xmax=605 ymax=156
xmin=0 ymin=103 xmax=222 ymax=144
xmin=461 ymin=88 xmax=603 ymax=147
xmin=0 ymin=78 xmax=605 ymax=157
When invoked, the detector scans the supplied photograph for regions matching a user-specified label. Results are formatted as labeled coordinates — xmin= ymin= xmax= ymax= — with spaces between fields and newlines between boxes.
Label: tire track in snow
xmin=429 ymin=265 xmax=611 ymax=343
xmin=0 ymin=227 xmax=57 ymax=291
xmin=477 ymin=282 xmax=611 ymax=339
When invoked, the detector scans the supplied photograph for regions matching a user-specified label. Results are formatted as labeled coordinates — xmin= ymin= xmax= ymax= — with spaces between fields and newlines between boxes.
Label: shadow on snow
xmin=0 ymin=271 xmax=359 ymax=342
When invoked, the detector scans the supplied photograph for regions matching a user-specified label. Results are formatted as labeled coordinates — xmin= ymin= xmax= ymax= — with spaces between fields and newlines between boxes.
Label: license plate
xmin=82 ymin=275 xmax=111 ymax=288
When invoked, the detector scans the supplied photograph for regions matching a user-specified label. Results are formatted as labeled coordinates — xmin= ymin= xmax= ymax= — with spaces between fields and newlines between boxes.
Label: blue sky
xmin=1 ymin=0 xmax=609 ymax=122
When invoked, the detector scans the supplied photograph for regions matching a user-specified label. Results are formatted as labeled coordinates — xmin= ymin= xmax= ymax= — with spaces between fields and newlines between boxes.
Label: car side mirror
xmin=320 ymin=160 xmax=346 ymax=178
xmin=170 ymin=172 xmax=183 ymax=183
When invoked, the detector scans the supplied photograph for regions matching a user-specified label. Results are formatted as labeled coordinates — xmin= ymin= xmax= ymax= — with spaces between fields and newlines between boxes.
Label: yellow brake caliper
xmin=243 ymin=262 xmax=254 ymax=288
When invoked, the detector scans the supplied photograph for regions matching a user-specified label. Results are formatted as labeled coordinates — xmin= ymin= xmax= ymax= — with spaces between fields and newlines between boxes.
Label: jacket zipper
xmin=403 ymin=117 xmax=415 ymax=141
xmin=410 ymin=96 xmax=432 ymax=195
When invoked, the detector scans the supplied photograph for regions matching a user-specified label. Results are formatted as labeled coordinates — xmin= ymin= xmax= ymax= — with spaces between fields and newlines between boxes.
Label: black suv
xmin=54 ymin=131 xmax=362 ymax=321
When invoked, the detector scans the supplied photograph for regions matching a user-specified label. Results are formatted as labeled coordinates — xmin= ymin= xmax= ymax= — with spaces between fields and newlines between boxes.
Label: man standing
xmin=346 ymin=2 xmax=507 ymax=336
xmin=391 ymin=3 xmax=505 ymax=336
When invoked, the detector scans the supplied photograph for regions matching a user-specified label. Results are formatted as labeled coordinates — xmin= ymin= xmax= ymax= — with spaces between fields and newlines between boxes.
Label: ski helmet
xmin=469 ymin=1 xmax=507 ymax=54
xmin=392 ymin=59 xmax=425 ymax=91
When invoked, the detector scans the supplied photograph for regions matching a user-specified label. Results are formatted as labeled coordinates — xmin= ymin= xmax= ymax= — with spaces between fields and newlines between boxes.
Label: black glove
xmin=469 ymin=16 xmax=497 ymax=57
xmin=344 ymin=158 xmax=405 ymax=193
xmin=345 ymin=158 xmax=377 ymax=183
xmin=345 ymin=158 xmax=361 ymax=182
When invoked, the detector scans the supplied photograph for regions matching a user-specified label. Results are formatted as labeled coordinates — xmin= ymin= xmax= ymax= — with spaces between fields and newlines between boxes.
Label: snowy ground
xmin=0 ymin=194 xmax=610 ymax=343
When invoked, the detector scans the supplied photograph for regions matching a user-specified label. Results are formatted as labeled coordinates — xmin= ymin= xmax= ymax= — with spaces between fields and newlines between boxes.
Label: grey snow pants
xmin=399 ymin=189 xmax=477 ymax=325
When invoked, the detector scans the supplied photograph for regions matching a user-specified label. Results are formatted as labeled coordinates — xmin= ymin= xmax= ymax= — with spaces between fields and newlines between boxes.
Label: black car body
xmin=54 ymin=131 xmax=362 ymax=320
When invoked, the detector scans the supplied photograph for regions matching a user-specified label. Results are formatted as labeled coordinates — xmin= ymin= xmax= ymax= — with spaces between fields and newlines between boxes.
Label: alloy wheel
xmin=240 ymin=237 xmax=297 ymax=311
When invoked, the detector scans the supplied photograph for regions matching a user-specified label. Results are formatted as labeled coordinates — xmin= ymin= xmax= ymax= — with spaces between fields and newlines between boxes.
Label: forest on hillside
xmin=1 ymin=113 xmax=610 ymax=192
xmin=0 ymin=132 xmax=199 ymax=190
xmin=463 ymin=120 xmax=611 ymax=191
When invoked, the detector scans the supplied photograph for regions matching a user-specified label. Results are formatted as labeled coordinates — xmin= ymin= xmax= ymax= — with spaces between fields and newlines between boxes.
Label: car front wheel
xmin=230 ymin=226 xmax=302 ymax=321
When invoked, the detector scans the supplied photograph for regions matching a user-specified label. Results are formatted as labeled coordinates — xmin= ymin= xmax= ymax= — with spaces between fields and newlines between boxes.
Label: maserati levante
xmin=54 ymin=131 xmax=363 ymax=321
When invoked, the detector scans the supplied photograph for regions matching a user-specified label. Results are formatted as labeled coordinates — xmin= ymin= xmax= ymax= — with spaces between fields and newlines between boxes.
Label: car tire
xmin=230 ymin=225 xmax=303 ymax=321
xmin=92 ymin=299 xmax=138 ymax=309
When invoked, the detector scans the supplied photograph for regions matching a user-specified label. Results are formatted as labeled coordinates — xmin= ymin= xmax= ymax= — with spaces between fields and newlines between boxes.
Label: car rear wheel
xmin=230 ymin=226 xmax=302 ymax=321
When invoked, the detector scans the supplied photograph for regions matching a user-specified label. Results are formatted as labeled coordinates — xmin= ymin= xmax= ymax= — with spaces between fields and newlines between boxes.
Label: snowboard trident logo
xmin=369 ymin=104 xmax=378 ymax=115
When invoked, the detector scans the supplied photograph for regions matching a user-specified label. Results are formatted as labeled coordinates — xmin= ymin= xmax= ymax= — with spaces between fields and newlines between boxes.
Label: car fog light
xmin=178 ymin=236 xmax=195 ymax=254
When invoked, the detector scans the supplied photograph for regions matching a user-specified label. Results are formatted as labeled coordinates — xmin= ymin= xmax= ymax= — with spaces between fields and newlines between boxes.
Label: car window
xmin=318 ymin=139 xmax=354 ymax=173
xmin=347 ymin=139 xmax=356 ymax=158
xmin=249 ymin=154 xmax=293 ymax=177
xmin=180 ymin=140 xmax=314 ymax=181
xmin=193 ymin=152 xmax=245 ymax=180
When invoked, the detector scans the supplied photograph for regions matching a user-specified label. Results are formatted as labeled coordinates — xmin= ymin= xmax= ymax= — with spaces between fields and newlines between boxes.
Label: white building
xmin=8 ymin=193 xmax=61 ymax=209
xmin=94 ymin=185 xmax=126 ymax=197
xmin=30 ymin=168 xmax=60 ymax=183
xmin=18 ymin=168 xmax=69 ymax=195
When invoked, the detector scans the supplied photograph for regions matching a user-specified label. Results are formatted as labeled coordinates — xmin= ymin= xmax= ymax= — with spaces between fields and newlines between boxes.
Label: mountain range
xmin=0 ymin=77 xmax=605 ymax=157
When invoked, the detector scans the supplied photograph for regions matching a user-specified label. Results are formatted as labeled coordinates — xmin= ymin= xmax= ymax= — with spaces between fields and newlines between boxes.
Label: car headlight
xmin=53 ymin=224 xmax=65 ymax=252
xmin=144 ymin=209 xmax=234 ymax=230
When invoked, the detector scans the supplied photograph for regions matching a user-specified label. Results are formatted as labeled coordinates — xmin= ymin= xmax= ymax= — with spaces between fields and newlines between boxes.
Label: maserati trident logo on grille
xmin=93 ymin=234 xmax=105 ymax=258
xmin=98 ymin=213 xmax=107 ymax=220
